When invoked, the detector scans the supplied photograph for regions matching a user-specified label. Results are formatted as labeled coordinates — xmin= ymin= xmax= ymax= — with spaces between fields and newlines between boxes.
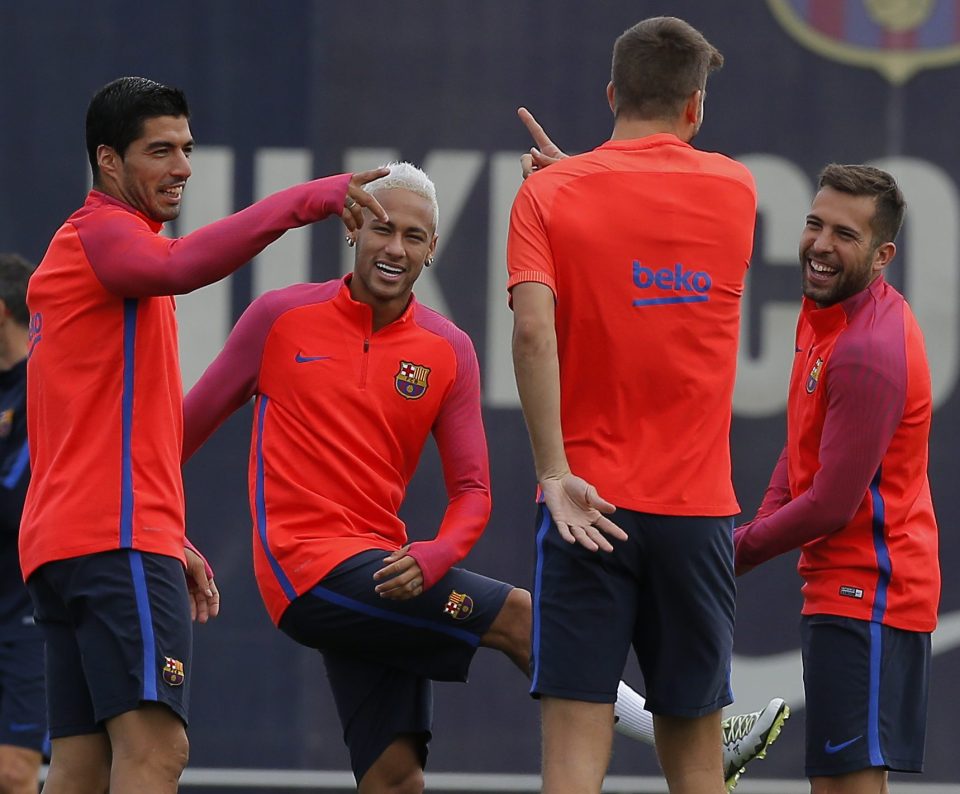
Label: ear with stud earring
xmin=425 ymin=256 xmax=434 ymax=267
xmin=345 ymin=235 xmax=356 ymax=248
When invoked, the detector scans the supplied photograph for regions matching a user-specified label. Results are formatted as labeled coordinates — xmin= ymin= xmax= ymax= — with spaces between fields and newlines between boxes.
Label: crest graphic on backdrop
xmin=767 ymin=0 xmax=960 ymax=84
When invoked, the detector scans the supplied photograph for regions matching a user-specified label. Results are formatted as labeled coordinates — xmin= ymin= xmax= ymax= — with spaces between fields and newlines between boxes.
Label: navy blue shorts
xmin=530 ymin=504 xmax=735 ymax=717
xmin=27 ymin=550 xmax=193 ymax=738
xmin=279 ymin=549 xmax=512 ymax=782
xmin=0 ymin=634 xmax=49 ymax=753
xmin=802 ymin=614 xmax=930 ymax=777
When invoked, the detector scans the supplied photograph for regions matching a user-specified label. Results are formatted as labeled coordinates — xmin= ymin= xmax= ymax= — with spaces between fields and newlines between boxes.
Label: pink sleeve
xmin=182 ymin=294 xmax=278 ymax=462
xmin=184 ymin=536 xmax=215 ymax=579
xmin=407 ymin=327 xmax=492 ymax=590
xmin=734 ymin=334 xmax=906 ymax=568
xmin=80 ymin=174 xmax=350 ymax=297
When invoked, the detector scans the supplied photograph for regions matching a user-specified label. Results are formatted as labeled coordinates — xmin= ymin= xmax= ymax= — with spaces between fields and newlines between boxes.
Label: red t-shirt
xmin=507 ymin=134 xmax=756 ymax=515
xmin=736 ymin=278 xmax=940 ymax=632
xmin=182 ymin=278 xmax=491 ymax=624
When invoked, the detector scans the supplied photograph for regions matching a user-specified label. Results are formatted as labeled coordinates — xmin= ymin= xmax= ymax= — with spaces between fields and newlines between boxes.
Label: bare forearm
xmin=513 ymin=332 xmax=567 ymax=479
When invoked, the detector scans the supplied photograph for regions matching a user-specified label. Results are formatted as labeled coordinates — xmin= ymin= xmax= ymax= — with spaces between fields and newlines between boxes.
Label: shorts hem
xmin=95 ymin=697 xmax=188 ymax=727
xmin=643 ymin=694 xmax=732 ymax=718
xmin=806 ymin=760 xmax=923 ymax=777
xmin=529 ymin=685 xmax=617 ymax=704
xmin=0 ymin=734 xmax=49 ymax=752
xmin=49 ymin=723 xmax=106 ymax=740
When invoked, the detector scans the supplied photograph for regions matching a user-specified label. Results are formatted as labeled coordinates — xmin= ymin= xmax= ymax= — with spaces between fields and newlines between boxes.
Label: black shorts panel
xmin=802 ymin=614 xmax=930 ymax=776
xmin=0 ymin=636 xmax=49 ymax=753
xmin=530 ymin=504 xmax=735 ymax=717
xmin=27 ymin=550 xmax=192 ymax=737
xmin=279 ymin=550 xmax=512 ymax=683
xmin=323 ymin=649 xmax=431 ymax=784
xmin=279 ymin=550 xmax=512 ymax=781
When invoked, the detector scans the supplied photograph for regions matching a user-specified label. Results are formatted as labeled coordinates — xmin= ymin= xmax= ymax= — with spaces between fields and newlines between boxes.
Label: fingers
xmin=374 ymin=568 xmax=423 ymax=599
xmin=530 ymin=149 xmax=560 ymax=169
xmin=520 ymin=152 xmax=536 ymax=180
xmin=584 ymin=483 xmax=617 ymax=515
xmin=373 ymin=551 xmax=423 ymax=599
xmin=593 ymin=515 xmax=628 ymax=542
xmin=517 ymin=107 xmax=557 ymax=153
xmin=346 ymin=167 xmax=390 ymax=223
xmin=204 ymin=579 xmax=221 ymax=620
xmin=352 ymin=166 xmax=391 ymax=186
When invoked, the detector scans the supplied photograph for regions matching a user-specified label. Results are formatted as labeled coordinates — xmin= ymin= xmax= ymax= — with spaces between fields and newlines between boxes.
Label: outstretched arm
xmin=182 ymin=293 xmax=278 ymax=462
xmin=82 ymin=169 xmax=389 ymax=297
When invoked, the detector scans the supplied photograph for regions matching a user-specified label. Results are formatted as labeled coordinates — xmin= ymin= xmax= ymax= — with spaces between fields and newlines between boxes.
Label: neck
xmin=0 ymin=327 xmax=28 ymax=371
xmin=611 ymin=116 xmax=691 ymax=142
xmin=370 ymin=299 xmax=409 ymax=332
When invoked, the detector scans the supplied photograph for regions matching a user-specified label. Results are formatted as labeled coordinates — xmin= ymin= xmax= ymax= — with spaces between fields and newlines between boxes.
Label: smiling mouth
xmin=160 ymin=185 xmax=184 ymax=201
xmin=807 ymin=259 xmax=838 ymax=279
xmin=375 ymin=261 xmax=404 ymax=277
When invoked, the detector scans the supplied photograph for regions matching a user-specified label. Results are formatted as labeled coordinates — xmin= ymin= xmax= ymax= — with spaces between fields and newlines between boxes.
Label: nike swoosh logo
xmin=825 ymin=735 xmax=862 ymax=754
xmin=728 ymin=608 xmax=960 ymax=714
xmin=8 ymin=722 xmax=39 ymax=732
xmin=295 ymin=353 xmax=332 ymax=364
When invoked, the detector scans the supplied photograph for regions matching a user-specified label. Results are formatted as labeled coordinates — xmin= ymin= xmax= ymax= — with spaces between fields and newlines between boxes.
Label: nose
xmin=171 ymin=150 xmax=192 ymax=180
xmin=810 ymin=229 xmax=833 ymax=253
xmin=384 ymin=232 xmax=405 ymax=258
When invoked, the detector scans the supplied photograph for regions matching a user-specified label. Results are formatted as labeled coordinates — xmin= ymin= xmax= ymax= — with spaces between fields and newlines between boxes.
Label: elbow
xmin=820 ymin=501 xmax=861 ymax=534
xmin=512 ymin=318 xmax=554 ymax=361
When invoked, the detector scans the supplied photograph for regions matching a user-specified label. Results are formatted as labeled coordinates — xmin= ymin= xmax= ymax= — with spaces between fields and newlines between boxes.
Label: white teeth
xmin=375 ymin=262 xmax=403 ymax=275
xmin=809 ymin=260 xmax=836 ymax=274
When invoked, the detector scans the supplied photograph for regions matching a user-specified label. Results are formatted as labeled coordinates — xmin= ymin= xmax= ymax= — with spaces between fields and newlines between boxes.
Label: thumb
xmin=585 ymin=484 xmax=616 ymax=514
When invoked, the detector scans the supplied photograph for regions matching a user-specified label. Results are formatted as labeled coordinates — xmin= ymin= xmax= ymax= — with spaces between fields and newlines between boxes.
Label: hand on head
xmin=341 ymin=167 xmax=391 ymax=234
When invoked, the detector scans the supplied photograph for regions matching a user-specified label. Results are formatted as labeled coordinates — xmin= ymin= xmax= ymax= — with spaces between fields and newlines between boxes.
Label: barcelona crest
xmin=395 ymin=360 xmax=431 ymax=400
xmin=767 ymin=0 xmax=960 ymax=84
xmin=0 ymin=409 xmax=12 ymax=439
xmin=162 ymin=656 xmax=185 ymax=687
xmin=806 ymin=357 xmax=825 ymax=394
xmin=443 ymin=590 xmax=474 ymax=620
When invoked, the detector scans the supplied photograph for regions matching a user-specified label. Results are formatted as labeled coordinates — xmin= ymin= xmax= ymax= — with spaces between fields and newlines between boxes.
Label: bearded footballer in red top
xmin=22 ymin=76 xmax=388 ymax=794
xmin=735 ymin=165 xmax=939 ymax=794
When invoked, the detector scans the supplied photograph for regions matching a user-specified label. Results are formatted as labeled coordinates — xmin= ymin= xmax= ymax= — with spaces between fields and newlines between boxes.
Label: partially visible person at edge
xmin=508 ymin=17 xmax=760 ymax=794
xmin=20 ymin=75 xmax=388 ymax=794
xmin=734 ymin=165 xmax=939 ymax=794
xmin=0 ymin=253 xmax=48 ymax=794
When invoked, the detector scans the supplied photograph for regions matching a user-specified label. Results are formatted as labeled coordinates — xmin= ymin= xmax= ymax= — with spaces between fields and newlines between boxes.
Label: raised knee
xmin=504 ymin=588 xmax=532 ymax=652
xmin=387 ymin=766 xmax=424 ymax=794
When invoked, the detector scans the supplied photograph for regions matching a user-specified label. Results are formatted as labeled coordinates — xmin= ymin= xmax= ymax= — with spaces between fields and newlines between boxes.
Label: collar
xmin=335 ymin=275 xmax=418 ymax=331
xmin=802 ymin=275 xmax=885 ymax=338
xmin=86 ymin=189 xmax=164 ymax=233
xmin=597 ymin=133 xmax=692 ymax=153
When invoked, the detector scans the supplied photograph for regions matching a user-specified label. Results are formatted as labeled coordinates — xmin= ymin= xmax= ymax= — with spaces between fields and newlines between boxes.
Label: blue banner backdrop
xmin=2 ymin=0 xmax=957 ymax=785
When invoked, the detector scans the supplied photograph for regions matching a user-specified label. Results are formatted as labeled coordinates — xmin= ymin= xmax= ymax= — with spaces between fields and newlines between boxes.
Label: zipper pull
xmin=363 ymin=338 xmax=370 ymax=353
